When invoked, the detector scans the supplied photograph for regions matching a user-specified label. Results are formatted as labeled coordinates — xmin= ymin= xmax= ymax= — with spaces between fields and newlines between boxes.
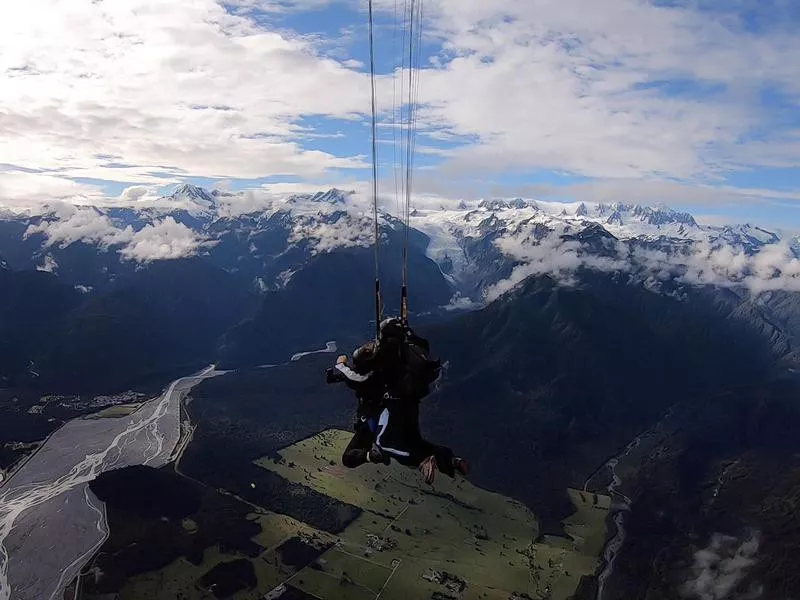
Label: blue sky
xmin=1 ymin=0 xmax=800 ymax=228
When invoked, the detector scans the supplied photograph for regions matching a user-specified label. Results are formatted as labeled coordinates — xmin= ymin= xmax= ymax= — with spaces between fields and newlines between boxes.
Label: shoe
xmin=452 ymin=457 xmax=469 ymax=477
xmin=419 ymin=455 xmax=437 ymax=485
xmin=368 ymin=444 xmax=390 ymax=466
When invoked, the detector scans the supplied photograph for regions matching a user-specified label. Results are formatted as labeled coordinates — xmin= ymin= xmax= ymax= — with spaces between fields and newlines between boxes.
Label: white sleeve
xmin=335 ymin=362 xmax=371 ymax=383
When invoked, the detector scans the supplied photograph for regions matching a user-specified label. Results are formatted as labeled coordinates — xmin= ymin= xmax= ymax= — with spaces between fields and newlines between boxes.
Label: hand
xmin=325 ymin=368 xmax=341 ymax=384
xmin=336 ymin=355 xmax=347 ymax=365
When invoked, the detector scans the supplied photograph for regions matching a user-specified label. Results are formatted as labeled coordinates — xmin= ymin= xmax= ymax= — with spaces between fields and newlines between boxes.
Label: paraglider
xmin=325 ymin=0 xmax=468 ymax=485
xmin=326 ymin=319 xmax=468 ymax=484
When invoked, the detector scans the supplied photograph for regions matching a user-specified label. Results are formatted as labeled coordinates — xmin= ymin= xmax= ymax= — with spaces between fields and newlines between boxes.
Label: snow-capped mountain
xmin=554 ymin=201 xmax=701 ymax=242
xmin=709 ymin=223 xmax=781 ymax=252
xmin=5 ymin=184 xmax=800 ymax=600
xmin=5 ymin=182 xmax=800 ymax=390
xmin=2 ymin=184 xmax=798 ymax=307
xmin=172 ymin=183 xmax=217 ymax=211
xmin=594 ymin=202 xmax=698 ymax=227
xmin=297 ymin=188 xmax=354 ymax=205
xmin=404 ymin=198 xmax=799 ymax=300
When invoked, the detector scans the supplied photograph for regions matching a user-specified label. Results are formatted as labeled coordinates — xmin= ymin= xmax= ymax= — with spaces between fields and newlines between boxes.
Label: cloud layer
xmin=119 ymin=218 xmax=212 ymax=263
xmin=12 ymin=179 xmax=800 ymax=294
xmin=633 ymin=241 xmax=800 ymax=294
xmin=485 ymin=223 xmax=631 ymax=301
xmin=25 ymin=205 xmax=134 ymax=250
xmin=484 ymin=223 xmax=800 ymax=301
xmin=25 ymin=207 xmax=209 ymax=263
xmin=681 ymin=531 xmax=762 ymax=600
xmin=1 ymin=0 xmax=799 ymax=218
xmin=412 ymin=0 xmax=800 ymax=181
xmin=0 ymin=0 xmax=369 ymax=186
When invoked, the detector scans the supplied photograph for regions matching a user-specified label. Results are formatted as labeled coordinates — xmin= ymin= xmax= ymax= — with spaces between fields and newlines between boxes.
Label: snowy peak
xmin=169 ymin=184 xmax=216 ymax=211
xmin=635 ymin=204 xmax=697 ymax=227
xmin=595 ymin=203 xmax=698 ymax=228
xmin=3 ymin=184 xmax=797 ymax=308
xmin=308 ymin=188 xmax=354 ymax=205
xmin=171 ymin=183 xmax=215 ymax=204
xmin=283 ymin=188 xmax=355 ymax=208
xmin=478 ymin=198 xmax=538 ymax=211
xmin=509 ymin=198 xmax=535 ymax=210
xmin=478 ymin=199 xmax=509 ymax=211
xmin=713 ymin=224 xmax=781 ymax=251
xmin=606 ymin=209 xmax=624 ymax=226
xmin=0 ymin=208 xmax=20 ymax=220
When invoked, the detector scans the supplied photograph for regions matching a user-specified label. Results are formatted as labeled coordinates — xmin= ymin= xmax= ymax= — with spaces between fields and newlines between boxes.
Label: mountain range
xmin=3 ymin=184 xmax=800 ymax=598
xmin=2 ymin=184 xmax=800 ymax=390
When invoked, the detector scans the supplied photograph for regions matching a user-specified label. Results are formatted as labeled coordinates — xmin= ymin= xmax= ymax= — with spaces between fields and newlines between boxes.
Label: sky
xmin=1 ymin=0 xmax=800 ymax=228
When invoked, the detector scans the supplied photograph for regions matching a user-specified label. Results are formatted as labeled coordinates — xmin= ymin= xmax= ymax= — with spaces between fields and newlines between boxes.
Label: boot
xmin=367 ymin=444 xmax=390 ymax=466
xmin=419 ymin=455 xmax=437 ymax=485
xmin=452 ymin=457 xmax=469 ymax=477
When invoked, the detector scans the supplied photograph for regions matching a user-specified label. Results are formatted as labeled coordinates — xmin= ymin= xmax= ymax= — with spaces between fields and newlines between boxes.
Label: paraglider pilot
xmin=326 ymin=317 xmax=468 ymax=484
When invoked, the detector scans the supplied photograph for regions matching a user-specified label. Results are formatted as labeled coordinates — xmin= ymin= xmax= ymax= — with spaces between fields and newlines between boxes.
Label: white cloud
xmin=484 ymin=222 xmax=631 ymax=301
xmin=119 ymin=217 xmax=212 ymax=262
xmin=0 ymin=172 xmax=106 ymax=210
xmin=403 ymin=0 xmax=800 ymax=180
xmin=289 ymin=211 xmax=375 ymax=253
xmin=24 ymin=206 xmax=209 ymax=263
xmin=444 ymin=292 xmax=478 ymax=311
xmin=25 ymin=205 xmax=134 ymax=249
xmin=0 ymin=0 xmax=370 ymax=185
xmin=2 ymin=0 xmax=799 ymax=217
xmin=681 ymin=531 xmax=762 ymax=600
xmin=118 ymin=186 xmax=160 ymax=204
xmin=633 ymin=241 xmax=800 ymax=294
xmin=215 ymin=189 xmax=276 ymax=218
xmin=483 ymin=223 xmax=800 ymax=301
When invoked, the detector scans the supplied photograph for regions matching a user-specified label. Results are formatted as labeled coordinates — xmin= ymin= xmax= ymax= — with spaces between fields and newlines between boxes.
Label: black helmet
xmin=353 ymin=341 xmax=376 ymax=363
xmin=379 ymin=317 xmax=404 ymax=341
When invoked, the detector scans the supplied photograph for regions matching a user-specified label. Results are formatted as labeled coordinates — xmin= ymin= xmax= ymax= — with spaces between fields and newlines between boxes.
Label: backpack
xmin=396 ymin=336 xmax=442 ymax=399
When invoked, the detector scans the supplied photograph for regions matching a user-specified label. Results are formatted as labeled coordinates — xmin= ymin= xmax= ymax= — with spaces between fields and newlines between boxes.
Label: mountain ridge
xmin=4 ymin=184 xmax=800 ymax=389
xmin=4 ymin=189 xmax=800 ymax=598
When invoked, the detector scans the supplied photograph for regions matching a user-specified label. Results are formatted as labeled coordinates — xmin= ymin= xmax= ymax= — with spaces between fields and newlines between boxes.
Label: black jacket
xmin=326 ymin=326 xmax=440 ymax=409
xmin=326 ymin=342 xmax=387 ymax=420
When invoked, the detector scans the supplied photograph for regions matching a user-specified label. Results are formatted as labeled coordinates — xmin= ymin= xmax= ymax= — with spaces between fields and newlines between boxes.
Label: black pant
xmin=341 ymin=418 xmax=375 ymax=468
xmin=377 ymin=399 xmax=456 ymax=478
